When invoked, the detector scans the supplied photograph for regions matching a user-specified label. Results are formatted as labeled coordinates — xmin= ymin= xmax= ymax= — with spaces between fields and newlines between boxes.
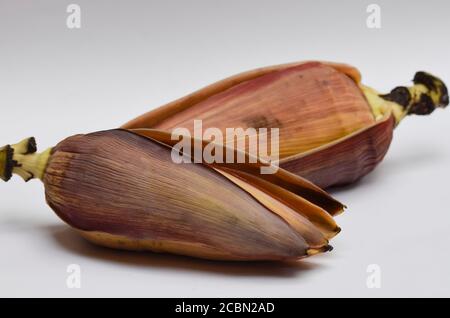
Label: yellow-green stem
xmin=0 ymin=137 xmax=51 ymax=182
xmin=361 ymin=71 xmax=448 ymax=125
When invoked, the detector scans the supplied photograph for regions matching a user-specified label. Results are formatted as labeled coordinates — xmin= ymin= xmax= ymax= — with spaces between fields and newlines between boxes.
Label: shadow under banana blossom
xmin=43 ymin=224 xmax=326 ymax=278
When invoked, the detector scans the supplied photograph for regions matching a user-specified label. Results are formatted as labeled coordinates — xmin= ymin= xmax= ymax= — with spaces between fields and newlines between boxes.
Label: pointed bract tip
xmin=307 ymin=245 xmax=333 ymax=256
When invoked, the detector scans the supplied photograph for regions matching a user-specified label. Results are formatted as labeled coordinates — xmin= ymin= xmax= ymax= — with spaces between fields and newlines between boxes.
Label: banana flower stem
xmin=0 ymin=137 xmax=51 ymax=182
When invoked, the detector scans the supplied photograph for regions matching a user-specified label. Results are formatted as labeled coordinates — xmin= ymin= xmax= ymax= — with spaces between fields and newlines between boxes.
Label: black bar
xmin=0 ymin=298 xmax=448 ymax=315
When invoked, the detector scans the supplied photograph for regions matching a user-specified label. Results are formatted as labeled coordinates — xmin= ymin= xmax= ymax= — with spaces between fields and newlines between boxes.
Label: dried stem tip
xmin=0 ymin=137 xmax=51 ymax=182
xmin=0 ymin=145 xmax=14 ymax=181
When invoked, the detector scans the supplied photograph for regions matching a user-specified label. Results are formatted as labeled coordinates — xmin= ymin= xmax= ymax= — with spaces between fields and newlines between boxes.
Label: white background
xmin=0 ymin=0 xmax=449 ymax=297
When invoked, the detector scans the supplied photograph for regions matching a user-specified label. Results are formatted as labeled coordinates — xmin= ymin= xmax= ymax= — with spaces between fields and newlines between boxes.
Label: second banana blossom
xmin=124 ymin=61 xmax=448 ymax=188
